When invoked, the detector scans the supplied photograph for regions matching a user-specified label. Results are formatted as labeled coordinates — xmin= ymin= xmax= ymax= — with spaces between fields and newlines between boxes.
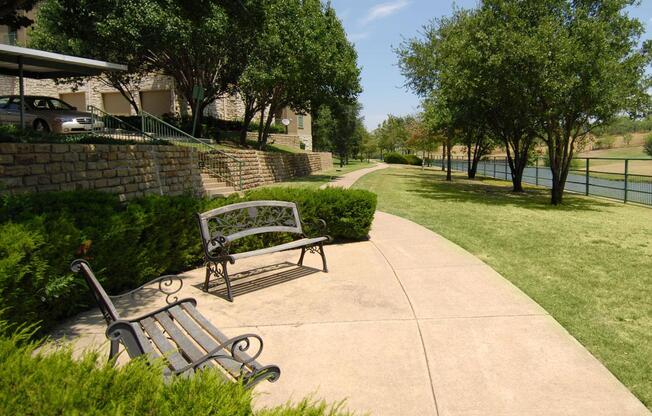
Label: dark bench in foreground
xmin=197 ymin=201 xmax=330 ymax=301
xmin=71 ymin=259 xmax=280 ymax=388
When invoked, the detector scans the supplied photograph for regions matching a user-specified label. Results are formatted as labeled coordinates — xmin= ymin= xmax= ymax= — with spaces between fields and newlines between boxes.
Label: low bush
xmin=0 ymin=188 xmax=376 ymax=333
xmin=645 ymin=135 xmax=652 ymax=157
xmin=404 ymin=154 xmax=423 ymax=166
xmin=593 ymin=136 xmax=616 ymax=150
xmin=383 ymin=152 xmax=409 ymax=164
xmin=0 ymin=324 xmax=352 ymax=416
xmin=159 ymin=114 xmax=286 ymax=139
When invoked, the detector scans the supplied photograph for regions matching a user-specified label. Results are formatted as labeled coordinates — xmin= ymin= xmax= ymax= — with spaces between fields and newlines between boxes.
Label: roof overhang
xmin=0 ymin=44 xmax=127 ymax=79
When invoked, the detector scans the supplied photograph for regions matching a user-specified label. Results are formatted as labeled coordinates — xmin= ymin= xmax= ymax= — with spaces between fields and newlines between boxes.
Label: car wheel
xmin=33 ymin=119 xmax=50 ymax=133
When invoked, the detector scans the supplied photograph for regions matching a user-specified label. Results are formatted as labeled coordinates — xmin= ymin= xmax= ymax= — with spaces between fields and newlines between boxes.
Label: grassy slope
xmin=577 ymin=145 xmax=650 ymax=159
xmin=267 ymin=160 xmax=375 ymax=189
xmin=354 ymin=166 xmax=652 ymax=409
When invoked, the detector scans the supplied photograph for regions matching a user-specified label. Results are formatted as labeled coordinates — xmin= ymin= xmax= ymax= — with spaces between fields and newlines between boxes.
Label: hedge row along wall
xmin=0 ymin=143 xmax=333 ymax=199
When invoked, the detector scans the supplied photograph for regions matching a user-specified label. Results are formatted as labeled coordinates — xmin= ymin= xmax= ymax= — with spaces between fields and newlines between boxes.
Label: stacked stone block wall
xmin=0 ymin=143 xmax=203 ymax=200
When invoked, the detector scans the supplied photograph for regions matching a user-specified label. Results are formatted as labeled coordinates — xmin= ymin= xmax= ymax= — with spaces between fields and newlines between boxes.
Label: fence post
xmin=141 ymin=111 xmax=145 ymax=137
xmin=535 ymin=157 xmax=539 ymax=186
xmin=493 ymin=157 xmax=496 ymax=178
xmin=624 ymin=159 xmax=629 ymax=203
xmin=585 ymin=159 xmax=590 ymax=196
xmin=483 ymin=157 xmax=487 ymax=176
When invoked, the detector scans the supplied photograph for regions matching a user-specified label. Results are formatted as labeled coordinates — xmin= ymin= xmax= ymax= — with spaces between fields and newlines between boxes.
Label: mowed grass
xmin=268 ymin=159 xmax=375 ymax=189
xmin=354 ymin=166 xmax=652 ymax=409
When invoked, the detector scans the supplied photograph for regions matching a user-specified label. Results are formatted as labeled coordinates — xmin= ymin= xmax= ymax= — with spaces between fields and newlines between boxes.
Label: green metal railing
xmin=139 ymin=111 xmax=244 ymax=190
xmin=88 ymin=105 xmax=153 ymax=142
xmin=428 ymin=156 xmax=652 ymax=206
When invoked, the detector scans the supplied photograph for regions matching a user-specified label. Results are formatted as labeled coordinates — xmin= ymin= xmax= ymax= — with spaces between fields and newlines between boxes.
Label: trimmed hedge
xmin=0 ymin=125 xmax=170 ymax=145
xmin=0 ymin=324 xmax=352 ymax=415
xmin=384 ymin=152 xmax=422 ymax=166
xmin=0 ymin=187 xmax=376 ymax=333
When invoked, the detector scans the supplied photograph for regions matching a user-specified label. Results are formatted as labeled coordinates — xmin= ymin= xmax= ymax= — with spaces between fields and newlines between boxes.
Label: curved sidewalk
xmin=319 ymin=162 xmax=388 ymax=189
xmin=56 ymin=165 xmax=649 ymax=415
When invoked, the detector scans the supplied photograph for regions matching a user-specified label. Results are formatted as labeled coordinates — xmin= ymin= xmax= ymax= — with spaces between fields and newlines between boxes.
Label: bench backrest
xmin=197 ymin=201 xmax=303 ymax=254
xmin=71 ymin=259 xmax=121 ymax=324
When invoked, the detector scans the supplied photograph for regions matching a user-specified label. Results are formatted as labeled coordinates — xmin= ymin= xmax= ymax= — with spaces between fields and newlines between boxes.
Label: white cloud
xmin=360 ymin=0 xmax=410 ymax=26
xmin=349 ymin=32 xmax=370 ymax=42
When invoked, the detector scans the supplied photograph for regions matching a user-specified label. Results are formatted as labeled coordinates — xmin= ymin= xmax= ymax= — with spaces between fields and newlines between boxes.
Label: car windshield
xmin=25 ymin=97 xmax=74 ymax=110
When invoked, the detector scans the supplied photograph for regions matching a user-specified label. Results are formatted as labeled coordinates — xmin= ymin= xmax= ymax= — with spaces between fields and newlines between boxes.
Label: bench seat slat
xmin=140 ymin=317 xmax=189 ymax=371
xmin=168 ymin=306 xmax=244 ymax=378
xmin=154 ymin=312 xmax=205 ymax=363
xmin=181 ymin=303 xmax=259 ymax=369
xmin=131 ymin=322 xmax=160 ymax=361
xmin=229 ymin=237 xmax=327 ymax=261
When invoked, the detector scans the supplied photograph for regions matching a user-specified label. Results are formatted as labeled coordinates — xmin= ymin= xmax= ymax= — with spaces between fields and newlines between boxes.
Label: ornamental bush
xmin=383 ymin=152 xmax=409 ymax=164
xmin=404 ymin=154 xmax=423 ymax=166
xmin=644 ymin=135 xmax=652 ymax=157
xmin=0 ymin=188 xmax=376 ymax=333
xmin=0 ymin=323 xmax=352 ymax=416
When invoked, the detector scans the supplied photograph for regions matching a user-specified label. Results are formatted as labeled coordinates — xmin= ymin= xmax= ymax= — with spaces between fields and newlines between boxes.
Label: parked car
xmin=0 ymin=95 xmax=104 ymax=133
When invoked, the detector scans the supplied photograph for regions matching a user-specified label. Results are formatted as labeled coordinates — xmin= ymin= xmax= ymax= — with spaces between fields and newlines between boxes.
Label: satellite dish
xmin=281 ymin=118 xmax=291 ymax=126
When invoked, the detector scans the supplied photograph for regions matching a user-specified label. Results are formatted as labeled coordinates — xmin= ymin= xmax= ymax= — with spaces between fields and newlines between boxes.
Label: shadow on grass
xmin=390 ymin=170 xmax=614 ymax=212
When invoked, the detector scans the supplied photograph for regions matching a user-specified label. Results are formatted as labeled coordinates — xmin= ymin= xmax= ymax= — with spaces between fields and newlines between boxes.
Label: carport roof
xmin=0 ymin=44 xmax=127 ymax=79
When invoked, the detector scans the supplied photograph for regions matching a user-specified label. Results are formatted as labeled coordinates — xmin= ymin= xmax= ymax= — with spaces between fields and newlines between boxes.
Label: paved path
xmin=319 ymin=162 xmax=388 ymax=189
xmin=56 ymin=166 xmax=650 ymax=415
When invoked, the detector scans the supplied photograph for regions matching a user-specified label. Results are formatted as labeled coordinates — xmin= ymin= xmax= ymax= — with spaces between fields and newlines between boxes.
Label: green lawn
xmin=268 ymin=159 xmax=375 ymax=188
xmin=354 ymin=166 xmax=652 ymax=409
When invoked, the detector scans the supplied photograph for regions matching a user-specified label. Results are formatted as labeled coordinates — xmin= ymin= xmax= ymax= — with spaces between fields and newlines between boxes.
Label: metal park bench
xmin=197 ymin=201 xmax=330 ymax=301
xmin=71 ymin=259 xmax=280 ymax=388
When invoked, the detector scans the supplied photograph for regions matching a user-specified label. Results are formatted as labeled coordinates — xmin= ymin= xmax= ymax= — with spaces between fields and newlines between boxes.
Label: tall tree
xmin=236 ymin=0 xmax=361 ymax=148
xmin=31 ymin=0 xmax=261 ymax=123
xmin=397 ymin=7 xmax=537 ymax=191
xmin=0 ymin=0 xmax=38 ymax=28
xmin=500 ymin=0 xmax=651 ymax=204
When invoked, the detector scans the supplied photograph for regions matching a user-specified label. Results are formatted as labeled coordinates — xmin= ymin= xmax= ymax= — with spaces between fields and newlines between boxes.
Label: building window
xmin=140 ymin=90 xmax=172 ymax=116
xmin=297 ymin=115 xmax=304 ymax=129
xmin=102 ymin=92 xmax=132 ymax=115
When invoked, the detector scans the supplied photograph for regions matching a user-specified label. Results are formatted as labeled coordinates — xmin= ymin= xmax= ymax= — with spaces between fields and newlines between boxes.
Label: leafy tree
xmin=312 ymin=104 xmax=335 ymax=152
xmin=501 ymin=0 xmax=651 ymax=204
xmin=30 ymin=0 xmax=150 ymax=113
xmin=31 ymin=0 xmax=260 ymax=125
xmin=0 ymin=0 xmax=38 ymax=28
xmin=397 ymin=7 xmax=538 ymax=191
xmin=360 ymin=131 xmax=378 ymax=161
xmin=374 ymin=115 xmax=410 ymax=155
xmin=237 ymin=0 xmax=360 ymax=148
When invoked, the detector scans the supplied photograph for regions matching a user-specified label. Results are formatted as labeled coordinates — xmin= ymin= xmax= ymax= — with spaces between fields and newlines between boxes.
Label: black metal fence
xmin=429 ymin=156 xmax=652 ymax=206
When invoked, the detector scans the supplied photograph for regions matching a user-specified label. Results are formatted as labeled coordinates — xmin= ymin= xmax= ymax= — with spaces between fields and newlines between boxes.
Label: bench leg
xmin=205 ymin=261 xmax=234 ymax=302
xmin=222 ymin=261 xmax=234 ymax=302
xmin=109 ymin=339 xmax=120 ymax=361
xmin=298 ymin=247 xmax=307 ymax=266
xmin=319 ymin=242 xmax=328 ymax=272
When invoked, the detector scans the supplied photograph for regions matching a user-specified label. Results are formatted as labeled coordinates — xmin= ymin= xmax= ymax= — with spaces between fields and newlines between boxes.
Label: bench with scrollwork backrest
xmin=70 ymin=259 xmax=280 ymax=388
xmin=197 ymin=200 xmax=330 ymax=301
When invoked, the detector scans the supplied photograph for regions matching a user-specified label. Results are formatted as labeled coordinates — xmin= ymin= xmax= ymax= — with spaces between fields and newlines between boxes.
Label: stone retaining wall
xmin=0 ymin=143 xmax=203 ymax=200
xmin=0 ymin=143 xmax=333 ymax=199
xmin=214 ymin=150 xmax=332 ymax=190
xmin=245 ymin=132 xmax=302 ymax=149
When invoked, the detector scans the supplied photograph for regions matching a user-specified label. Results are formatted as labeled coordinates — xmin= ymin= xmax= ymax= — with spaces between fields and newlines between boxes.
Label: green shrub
xmin=0 ymin=188 xmax=376 ymax=333
xmin=0 ymin=124 xmax=170 ymax=146
xmin=404 ymin=154 xmax=423 ymax=166
xmin=644 ymin=135 xmax=652 ymax=157
xmin=593 ymin=136 xmax=616 ymax=150
xmin=0 ymin=324 xmax=352 ymax=416
xmin=384 ymin=152 xmax=409 ymax=164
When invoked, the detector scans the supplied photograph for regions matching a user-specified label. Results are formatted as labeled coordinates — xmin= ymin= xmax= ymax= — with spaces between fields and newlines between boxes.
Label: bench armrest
xmin=302 ymin=218 xmax=332 ymax=242
xmin=172 ymin=333 xmax=264 ymax=375
xmin=110 ymin=274 xmax=186 ymax=305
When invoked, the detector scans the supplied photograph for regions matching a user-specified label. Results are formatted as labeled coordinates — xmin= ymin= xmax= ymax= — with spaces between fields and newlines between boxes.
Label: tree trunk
xmin=441 ymin=144 xmax=446 ymax=171
xmin=504 ymin=138 xmax=530 ymax=192
xmin=257 ymin=108 xmax=266 ymax=144
xmin=446 ymin=137 xmax=452 ymax=181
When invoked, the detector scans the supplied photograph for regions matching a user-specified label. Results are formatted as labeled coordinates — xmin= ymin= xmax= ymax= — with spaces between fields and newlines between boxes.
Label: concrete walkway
xmin=319 ymin=162 xmax=388 ymax=189
xmin=55 ymin=166 xmax=650 ymax=415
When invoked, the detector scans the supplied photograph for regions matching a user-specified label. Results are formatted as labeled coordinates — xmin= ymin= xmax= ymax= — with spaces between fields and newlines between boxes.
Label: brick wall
xmin=0 ymin=143 xmax=203 ymax=200
xmin=207 ymin=150 xmax=333 ymax=190
xmin=0 ymin=143 xmax=333 ymax=198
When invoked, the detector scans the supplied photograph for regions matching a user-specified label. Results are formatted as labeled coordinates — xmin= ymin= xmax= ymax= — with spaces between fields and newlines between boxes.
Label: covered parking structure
xmin=0 ymin=43 xmax=127 ymax=129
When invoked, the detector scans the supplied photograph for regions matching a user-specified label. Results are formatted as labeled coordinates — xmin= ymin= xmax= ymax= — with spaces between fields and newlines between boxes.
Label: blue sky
xmin=329 ymin=0 xmax=652 ymax=130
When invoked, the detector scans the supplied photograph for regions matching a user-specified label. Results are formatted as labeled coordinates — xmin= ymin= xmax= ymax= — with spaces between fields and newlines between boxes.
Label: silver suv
xmin=0 ymin=95 xmax=104 ymax=133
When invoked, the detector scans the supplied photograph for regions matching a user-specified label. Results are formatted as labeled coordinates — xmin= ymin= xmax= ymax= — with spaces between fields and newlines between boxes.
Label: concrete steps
xmin=200 ymin=173 xmax=236 ymax=198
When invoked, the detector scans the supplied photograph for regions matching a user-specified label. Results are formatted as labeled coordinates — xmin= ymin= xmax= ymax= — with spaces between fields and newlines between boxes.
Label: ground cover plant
xmin=354 ymin=166 xmax=652 ymax=409
xmin=0 ymin=188 xmax=376 ymax=334
xmin=0 ymin=323 xmax=353 ymax=416
xmin=0 ymin=125 xmax=170 ymax=145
